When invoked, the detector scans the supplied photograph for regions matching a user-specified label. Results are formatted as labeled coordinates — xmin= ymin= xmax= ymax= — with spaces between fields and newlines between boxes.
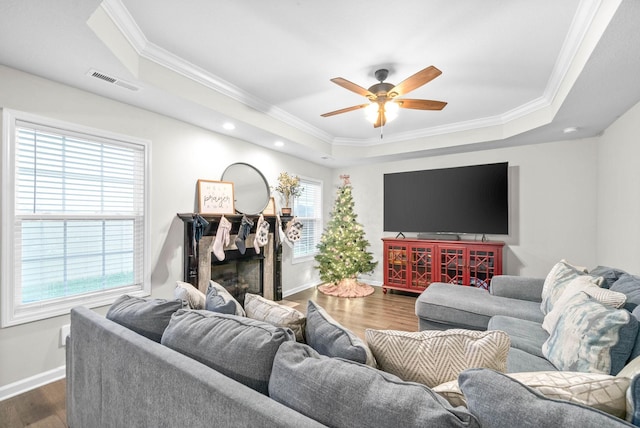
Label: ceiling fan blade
xmin=330 ymin=77 xmax=376 ymax=99
xmin=397 ymin=99 xmax=447 ymax=110
xmin=321 ymin=104 xmax=369 ymax=117
xmin=388 ymin=66 xmax=442 ymax=98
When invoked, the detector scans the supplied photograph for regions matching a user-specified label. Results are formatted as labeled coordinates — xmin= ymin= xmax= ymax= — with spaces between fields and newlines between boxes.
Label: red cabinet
xmin=382 ymin=238 xmax=504 ymax=294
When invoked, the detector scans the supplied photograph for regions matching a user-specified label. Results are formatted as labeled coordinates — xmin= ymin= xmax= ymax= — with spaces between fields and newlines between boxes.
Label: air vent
xmin=86 ymin=69 xmax=140 ymax=91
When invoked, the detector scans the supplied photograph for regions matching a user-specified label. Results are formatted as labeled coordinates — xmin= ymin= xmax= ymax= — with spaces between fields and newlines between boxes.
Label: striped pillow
xmin=365 ymin=329 xmax=510 ymax=387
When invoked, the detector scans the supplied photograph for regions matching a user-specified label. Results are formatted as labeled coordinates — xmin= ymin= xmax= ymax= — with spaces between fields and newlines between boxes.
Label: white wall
xmin=0 ymin=66 xmax=332 ymax=391
xmin=597 ymin=100 xmax=640 ymax=273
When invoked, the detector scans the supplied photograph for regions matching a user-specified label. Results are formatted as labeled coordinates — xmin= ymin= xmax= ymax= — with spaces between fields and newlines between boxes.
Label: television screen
xmin=383 ymin=162 xmax=509 ymax=235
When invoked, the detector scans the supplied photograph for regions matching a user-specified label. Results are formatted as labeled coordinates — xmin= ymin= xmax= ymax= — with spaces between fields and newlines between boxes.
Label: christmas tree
xmin=316 ymin=175 xmax=377 ymax=297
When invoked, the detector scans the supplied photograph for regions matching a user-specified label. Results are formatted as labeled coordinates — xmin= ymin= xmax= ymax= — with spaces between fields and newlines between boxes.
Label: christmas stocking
xmin=213 ymin=216 xmax=231 ymax=261
xmin=285 ymin=217 xmax=303 ymax=242
xmin=235 ymin=215 xmax=254 ymax=254
xmin=253 ymin=214 xmax=270 ymax=254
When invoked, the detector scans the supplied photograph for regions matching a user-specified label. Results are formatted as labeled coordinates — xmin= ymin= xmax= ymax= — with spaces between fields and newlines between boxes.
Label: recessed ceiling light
xmin=274 ymin=141 xmax=285 ymax=147
xmin=563 ymin=126 xmax=578 ymax=134
xmin=223 ymin=122 xmax=235 ymax=130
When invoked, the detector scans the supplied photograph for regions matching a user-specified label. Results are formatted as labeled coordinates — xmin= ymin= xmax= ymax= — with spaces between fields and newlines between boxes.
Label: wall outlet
xmin=59 ymin=324 xmax=70 ymax=347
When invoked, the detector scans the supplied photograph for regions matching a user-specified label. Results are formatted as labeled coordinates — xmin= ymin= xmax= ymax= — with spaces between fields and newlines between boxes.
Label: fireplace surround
xmin=178 ymin=213 xmax=283 ymax=300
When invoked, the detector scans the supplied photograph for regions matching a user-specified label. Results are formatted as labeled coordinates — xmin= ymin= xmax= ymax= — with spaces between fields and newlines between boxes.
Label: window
xmin=1 ymin=110 xmax=150 ymax=327
xmin=292 ymin=178 xmax=322 ymax=260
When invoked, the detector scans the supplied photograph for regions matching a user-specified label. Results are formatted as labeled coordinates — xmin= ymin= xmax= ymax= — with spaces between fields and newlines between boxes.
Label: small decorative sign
xmin=197 ymin=179 xmax=235 ymax=214
xmin=263 ymin=197 xmax=276 ymax=215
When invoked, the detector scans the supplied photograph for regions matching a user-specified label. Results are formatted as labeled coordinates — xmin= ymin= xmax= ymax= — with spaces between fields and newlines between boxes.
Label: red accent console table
xmin=382 ymin=238 xmax=504 ymax=294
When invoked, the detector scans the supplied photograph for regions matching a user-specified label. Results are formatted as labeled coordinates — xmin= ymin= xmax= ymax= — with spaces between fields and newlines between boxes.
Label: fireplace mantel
xmin=177 ymin=213 xmax=283 ymax=300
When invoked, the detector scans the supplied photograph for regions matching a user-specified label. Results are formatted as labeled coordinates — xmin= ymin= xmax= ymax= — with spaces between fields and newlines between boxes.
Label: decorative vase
xmin=281 ymin=207 xmax=292 ymax=216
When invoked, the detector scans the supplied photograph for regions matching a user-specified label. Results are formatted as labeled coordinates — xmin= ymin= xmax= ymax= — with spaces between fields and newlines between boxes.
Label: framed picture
xmin=263 ymin=197 xmax=276 ymax=215
xmin=197 ymin=179 xmax=235 ymax=214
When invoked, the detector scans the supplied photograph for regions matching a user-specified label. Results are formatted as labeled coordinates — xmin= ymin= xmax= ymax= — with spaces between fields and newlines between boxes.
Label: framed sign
xmin=262 ymin=197 xmax=276 ymax=215
xmin=197 ymin=179 xmax=235 ymax=214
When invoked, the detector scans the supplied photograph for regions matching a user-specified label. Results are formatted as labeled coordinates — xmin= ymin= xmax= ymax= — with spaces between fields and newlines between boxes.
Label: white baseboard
xmin=283 ymin=281 xmax=319 ymax=297
xmin=0 ymin=365 xmax=65 ymax=402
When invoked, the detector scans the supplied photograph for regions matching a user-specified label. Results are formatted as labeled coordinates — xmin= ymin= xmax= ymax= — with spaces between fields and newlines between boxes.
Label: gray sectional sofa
xmin=66 ymin=273 xmax=640 ymax=427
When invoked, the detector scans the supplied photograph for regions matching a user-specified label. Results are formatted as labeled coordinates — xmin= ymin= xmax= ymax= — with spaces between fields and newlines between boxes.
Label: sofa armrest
xmin=490 ymin=275 xmax=544 ymax=303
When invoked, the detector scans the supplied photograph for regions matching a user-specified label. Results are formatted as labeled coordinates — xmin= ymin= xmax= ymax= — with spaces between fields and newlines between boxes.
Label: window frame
xmin=1 ymin=109 xmax=151 ymax=327
xmin=292 ymin=176 xmax=323 ymax=263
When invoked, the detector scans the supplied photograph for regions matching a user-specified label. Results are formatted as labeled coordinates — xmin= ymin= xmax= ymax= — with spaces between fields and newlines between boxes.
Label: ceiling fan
xmin=321 ymin=66 xmax=447 ymax=128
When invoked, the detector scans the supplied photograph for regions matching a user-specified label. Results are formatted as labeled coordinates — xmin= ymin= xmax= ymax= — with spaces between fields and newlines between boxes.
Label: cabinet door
xmin=438 ymin=245 xmax=467 ymax=285
xmin=384 ymin=241 xmax=408 ymax=288
xmin=468 ymin=247 xmax=499 ymax=290
xmin=409 ymin=244 xmax=435 ymax=290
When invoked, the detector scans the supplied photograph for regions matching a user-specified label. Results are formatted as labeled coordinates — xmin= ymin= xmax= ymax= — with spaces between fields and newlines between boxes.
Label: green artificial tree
xmin=315 ymin=175 xmax=377 ymax=297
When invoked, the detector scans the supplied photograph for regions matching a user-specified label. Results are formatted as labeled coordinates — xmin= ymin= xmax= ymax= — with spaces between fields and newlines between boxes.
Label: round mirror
xmin=221 ymin=163 xmax=270 ymax=215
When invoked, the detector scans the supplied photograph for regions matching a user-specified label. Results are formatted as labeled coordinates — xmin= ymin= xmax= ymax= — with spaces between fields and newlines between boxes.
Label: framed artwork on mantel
xmin=263 ymin=197 xmax=276 ymax=215
xmin=197 ymin=179 xmax=235 ymax=215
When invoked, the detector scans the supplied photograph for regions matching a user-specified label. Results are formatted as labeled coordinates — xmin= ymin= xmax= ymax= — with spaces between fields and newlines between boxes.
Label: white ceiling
xmin=1 ymin=0 xmax=639 ymax=166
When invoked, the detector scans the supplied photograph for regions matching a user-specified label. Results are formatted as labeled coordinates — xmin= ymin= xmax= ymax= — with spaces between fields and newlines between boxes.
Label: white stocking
xmin=212 ymin=216 xmax=231 ymax=261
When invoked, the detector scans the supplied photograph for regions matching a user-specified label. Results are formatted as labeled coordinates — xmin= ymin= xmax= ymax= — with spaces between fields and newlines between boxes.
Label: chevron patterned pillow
xmin=365 ymin=329 xmax=510 ymax=388
xmin=434 ymin=371 xmax=630 ymax=418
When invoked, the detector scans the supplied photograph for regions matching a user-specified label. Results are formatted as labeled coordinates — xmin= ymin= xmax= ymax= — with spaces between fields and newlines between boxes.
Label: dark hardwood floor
xmin=0 ymin=286 xmax=419 ymax=428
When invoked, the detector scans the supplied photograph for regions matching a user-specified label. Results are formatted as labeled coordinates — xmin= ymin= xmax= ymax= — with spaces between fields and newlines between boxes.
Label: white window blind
xmin=293 ymin=178 xmax=322 ymax=259
xmin=1 ymin=110 xmax=150 ymax=326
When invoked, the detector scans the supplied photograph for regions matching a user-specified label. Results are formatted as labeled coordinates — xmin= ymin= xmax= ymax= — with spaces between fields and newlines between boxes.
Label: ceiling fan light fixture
xmin=365 ymin=102 xmax=380 ymax=123
xmin=365 ymin=101 xmax=399 ymax=124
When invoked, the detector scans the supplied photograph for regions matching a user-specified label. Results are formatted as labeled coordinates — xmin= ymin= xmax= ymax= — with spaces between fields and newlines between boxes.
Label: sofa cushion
xmin=244 ymin=293 xmax=306 ymax=342
xmin=207 ymin=280 xmax=245 ymax=316
xmin=458 ymin=368 xmax=634 ymax=428
xmin=435 ymin=371 xmax=630 ymax=418
xmin=305 ymin=300 xmax=375 ymax=366
xmin=174 ymin=281 xmax=206 ymax=309
xmin=105 ymin=295 xmax=185 ymax=342
xmin=542 ymin=292 xmax=639 ymax=375
xmin=542 ymin=275 xmax=626 ymax=333
xmin=269 ymin=341 xmax=480 ymax=428
xmin=365 ymin=328 xmax=510 ymax=387
xmin=487 ymin=316 xmax=548 ymax=358
xmin=505 ymin=347 xmax=558 ymax=373
xmin=540 ymin=260 xmax=593 ymax=315
xmin=204 ymin=285 xmax=237 ymax=314
xmin=416 ymin=283 xmax=543 ymax=331
xmin=611 ymin=273 xmax=640 ymax=312
xmin=161 ymin=309 xmax=295 ymax=395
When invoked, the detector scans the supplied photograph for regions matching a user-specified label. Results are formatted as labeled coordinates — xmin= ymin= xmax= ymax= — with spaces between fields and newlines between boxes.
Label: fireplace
xmin=211 ymin=248 xmax=264 ymax=306
xmin=178 ymin=213 xmax=282 ymax=301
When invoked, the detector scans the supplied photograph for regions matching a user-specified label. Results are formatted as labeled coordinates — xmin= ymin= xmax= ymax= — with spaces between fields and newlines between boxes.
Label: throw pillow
xmin=540 ymin=260 xmax=592 ymax=315
xmin=542 ymin=275 xmax=626 ymax=333
xmin=590 ymin=266 xmax=628 ymax=289
xmin=434 ymin=371 xmax=630 ymax=418
xmin=207 ymin=280 xmax=245 ymax=316
xmin=458 ymin=368 xmax=634 ymax=428
xmin=161 ymin=309 xmax=295 ymax=395
xmin=204 ymin=286 xmax=237 ymax=314
xmin=269 ymin=341 xmax=480 ymax=428
xmin=174 ymin=281 xmax=206 ymax=309
xmin=365 ymin=328 xmax=510 ymax=387
xmin=611 ymin=274 xmax=640 ymax=311
xmin=105 ymin=294 xmax=186 ymax=342
xmin=305 ymin=300 xmax=376 ymax=366
xmin=542 ymin=292 xmax=639 ymax=375
xmin=244 ymin=293 xmax=306 ymax=342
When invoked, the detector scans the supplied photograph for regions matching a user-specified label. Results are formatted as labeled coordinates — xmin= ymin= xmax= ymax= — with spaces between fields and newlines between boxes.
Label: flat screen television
xmin=383 ymin=162 xmax=509 ymax=235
